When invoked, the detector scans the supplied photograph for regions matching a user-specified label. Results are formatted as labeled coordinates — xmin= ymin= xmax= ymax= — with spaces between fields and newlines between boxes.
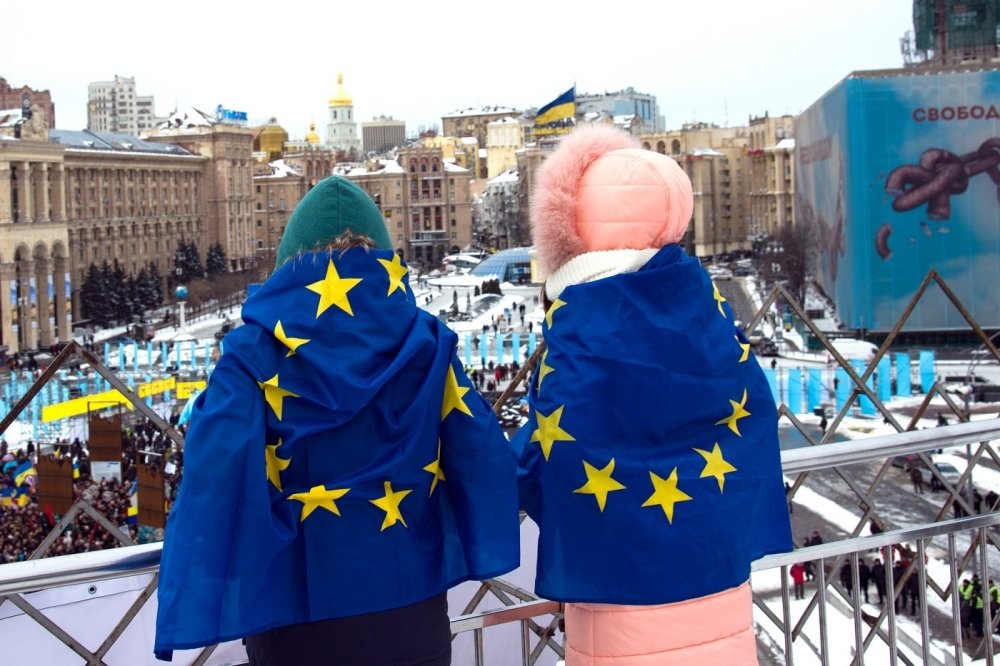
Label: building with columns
xmin=0 ymin=101 xmax=258 ymax=352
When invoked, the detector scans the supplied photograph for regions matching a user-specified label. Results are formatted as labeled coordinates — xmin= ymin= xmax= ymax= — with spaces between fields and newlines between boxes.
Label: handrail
xmin=752 ymin=512 xmax=1000 ymax=571
xmin=2 ymin=421 xmax=996 ymax=597
xmin=780 ymin=419 xmax=1000 ymax=474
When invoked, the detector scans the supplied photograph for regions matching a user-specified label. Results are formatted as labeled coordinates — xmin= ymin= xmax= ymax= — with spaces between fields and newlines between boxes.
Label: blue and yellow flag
xmin=155 ymin=248 xmax=519 ymax=656
xmin=512 ymin=244 xmax=792 ymax=605
xmin=13 ymin=460 xmax=37 ymax=487
xmin=0 ymin=486 xmax=13 ymax=508
xmin=534 ymin=86 xmax=576 ymax=136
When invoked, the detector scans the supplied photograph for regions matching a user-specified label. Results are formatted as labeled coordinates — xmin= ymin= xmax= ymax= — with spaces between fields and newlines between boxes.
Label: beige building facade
xmin=441 ymin=107 xmax=517 ymax=152
xmin=486 ymin=117 xmax=529 ymax=179
xmin=0 ymin=109 xmax=259 ymax=352
xmin=747 ymin=113 xmax=795 ymax=239
xmin=146 ymin=123 xmax=256 ymax=272
xmin=252 ymin=162 xmax=307 ymax=267
xmin=349 ymin=145 xmax=473 ymax=267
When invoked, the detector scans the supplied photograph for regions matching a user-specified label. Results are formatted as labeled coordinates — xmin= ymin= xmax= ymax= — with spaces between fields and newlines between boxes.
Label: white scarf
xmin=545 ymin=249 xmax=659 ymax=301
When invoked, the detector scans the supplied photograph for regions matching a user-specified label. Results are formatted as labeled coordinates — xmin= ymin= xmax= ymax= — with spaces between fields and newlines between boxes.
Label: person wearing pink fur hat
xmin=511 ymin=124 xmax=792 ymax=665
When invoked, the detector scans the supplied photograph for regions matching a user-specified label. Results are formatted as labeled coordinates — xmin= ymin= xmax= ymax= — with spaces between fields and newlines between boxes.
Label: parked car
xmin=919 ymin=461 xmax=962 ymax=488
xmin=708 ymin=266 xmax=734 ymax=280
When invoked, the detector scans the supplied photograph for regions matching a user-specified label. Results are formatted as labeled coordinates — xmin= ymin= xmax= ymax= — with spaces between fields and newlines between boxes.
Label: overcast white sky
xmin=4 ymin=1 xmax=914 ymax=141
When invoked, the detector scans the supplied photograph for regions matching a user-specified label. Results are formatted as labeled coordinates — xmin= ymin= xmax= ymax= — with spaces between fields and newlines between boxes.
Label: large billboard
xmin=796 ymin=68 xmax=1000 ymax=331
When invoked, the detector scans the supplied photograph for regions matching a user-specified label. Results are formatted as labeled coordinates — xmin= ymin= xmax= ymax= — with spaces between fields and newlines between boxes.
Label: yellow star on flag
xmin=694 ymin=443 xmax=737 ymax=492
xmin=642 ymin=468 xmax=692 ymax=524
xmin=306 ymin=259 xmax=362 ymax=317
xmin=370 ymin=480 xmax=412 ymax=531
xmin=423 ymin=439 xmax=446 ymax=496
xmin=713 ymin=282 xmax=727 ymax=317
xmin=441 ymin=364 xmax=473 ymax=420
xmin=573 ymin=458 xmax=626 ymax=512
xmin=265 ymin=438 xmax=291 ymax=491
xmin=288 ymin=484 xmax=350 ymax=522
xmin=715 ymin=388 xmax=751 ymax=437
xmin=377 ymin=253 xmax=409 ymax=296
xmin=531 ymin=405 xmax=576 ymax=461
xmin=545 ymin=298 xmax=567 ymax=329
xmin=537 ymin=350 xmax=555 ymax=392
xmin=737 ymin=338 xmax=751 ymax=363
xmin=258 ymin=374 xmax=299 ymax=421
xmin=274 ymin=321 xmax=310 ymax=357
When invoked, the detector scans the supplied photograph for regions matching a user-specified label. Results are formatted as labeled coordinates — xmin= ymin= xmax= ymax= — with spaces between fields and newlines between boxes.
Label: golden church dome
xmin=258 ymin=118 xmax=288 ymax=160
xmin=328 ymin=73 xmax=353 ymax=107
xmin=305 ymin=122 xmax=320 ymax=145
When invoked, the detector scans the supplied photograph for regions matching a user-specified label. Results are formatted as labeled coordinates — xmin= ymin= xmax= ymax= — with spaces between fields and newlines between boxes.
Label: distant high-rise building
xmin=0 ymin=77 xmax=56 ymax=128
xmin=87 ymin=75 xmax=160 ymax=135
xmin=326 ymin=73 xmax=360 ymax=155
xmin=361 ymin=115 xmax=405 ymax=155
xmin=906 ymin=0 xmax=1000 ymax=66
xmin=577 ymin=88 xmax=663 ymax=133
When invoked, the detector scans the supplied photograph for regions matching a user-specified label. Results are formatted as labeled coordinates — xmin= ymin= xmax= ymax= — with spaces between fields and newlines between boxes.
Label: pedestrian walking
xmin=790 ymin=562 xmax=806 ymax=600
xmin=909 ymin=464 xmax=924 ymax=494
xmin=959 ymin=577 xmax=973 ymax=637
xmin=871 ymin=558 xmax=886 ymax=604
xmin=892 ymin=560 xmax=906 ymax=613
xmin=859 ymin=557 xmax=871 ymax=603
xmin=839 ymin=559 xmax=853 ymax=598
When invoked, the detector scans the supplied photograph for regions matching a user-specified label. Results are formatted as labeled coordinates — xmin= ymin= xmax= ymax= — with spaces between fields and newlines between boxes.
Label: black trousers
xmin=245 ymin=593 xmax=451 ymax=665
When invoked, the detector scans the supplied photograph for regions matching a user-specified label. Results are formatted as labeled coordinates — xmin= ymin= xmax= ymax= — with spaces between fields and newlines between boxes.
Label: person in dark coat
xmin=906 ymin=568 xmax=921 ymax=614
xmin=858 ymin=557 xmax=871 ymax=603
xmin=909 ymin=464 xmax=924 ymax=494
xmin=871 ymin=558 xmax=886 ymax=604
xmin=839 ymin=559 xmax=853 ymax=598
xmin=892 ymin=560 xmax=906 ymax=613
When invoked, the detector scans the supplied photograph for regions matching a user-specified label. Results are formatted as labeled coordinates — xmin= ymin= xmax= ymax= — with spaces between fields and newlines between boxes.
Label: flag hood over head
xmin=154 ymin=248 xmax=519 ymax=656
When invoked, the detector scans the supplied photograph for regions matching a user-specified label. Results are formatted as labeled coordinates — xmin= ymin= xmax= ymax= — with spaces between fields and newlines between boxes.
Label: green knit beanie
xmin=274 ymin=176 xmax=392 ymax=267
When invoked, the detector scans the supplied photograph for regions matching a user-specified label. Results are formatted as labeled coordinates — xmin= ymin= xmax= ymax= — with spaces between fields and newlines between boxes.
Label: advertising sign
xmin=796 ymin=68 xmax=1000 ymax=331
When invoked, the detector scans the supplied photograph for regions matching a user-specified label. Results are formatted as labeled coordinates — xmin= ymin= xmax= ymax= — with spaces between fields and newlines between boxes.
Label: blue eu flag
xmin=512 ymin=245 xmax=792 ymax=605
xmin=155 ymin=248 xmax=519 ymax=656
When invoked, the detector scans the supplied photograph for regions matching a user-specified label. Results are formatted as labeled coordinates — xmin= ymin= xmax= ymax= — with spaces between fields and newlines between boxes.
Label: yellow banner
xmin=42 ymin=390 xmax=134 ymax=422
xmin=177 ymin=381 xmax=207 ymax=399
xmin=43 ymin=376 xmax=180 ymax=422
xmin=138 ymin=376 xmax=177 ymax=398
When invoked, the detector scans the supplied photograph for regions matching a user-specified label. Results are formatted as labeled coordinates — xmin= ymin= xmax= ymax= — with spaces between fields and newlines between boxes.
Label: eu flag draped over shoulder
xmin=534 ymin=86 xmax=576 ymax=136
xmin=511 ymin=245 xmax=792 ymax=605
xmin=155 ymin=248 xmax=519 ymax=657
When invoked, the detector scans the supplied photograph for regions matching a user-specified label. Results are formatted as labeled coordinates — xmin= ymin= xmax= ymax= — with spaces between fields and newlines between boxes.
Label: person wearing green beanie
xmin=274 ymin=175 xmax=392 ymax=268
xmin=155 ymin=173 xmax=521 ymax=664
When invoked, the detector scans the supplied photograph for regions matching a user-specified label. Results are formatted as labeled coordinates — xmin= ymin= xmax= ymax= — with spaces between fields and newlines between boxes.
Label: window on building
xmin=451 ymin=219 xmax=456 ymax=227
xmin=256 ymin=185 xmax=261 ymax=193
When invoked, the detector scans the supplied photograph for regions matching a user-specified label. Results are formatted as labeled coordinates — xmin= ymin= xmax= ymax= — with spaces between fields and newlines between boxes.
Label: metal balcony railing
xmin=1 ymin=422 xmax=997 ymax=665
xmin=1 ymin=269 xmax=998 ymax=665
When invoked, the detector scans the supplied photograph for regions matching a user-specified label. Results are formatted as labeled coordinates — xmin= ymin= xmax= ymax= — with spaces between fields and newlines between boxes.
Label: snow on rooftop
xmin=771 ymin=137 xmax=796 ymax=150
xmin=0 ymin=109 xmax=24 ymax=127
xmin=460 ymin=137 xmax=478 ymax=145
xmin=258 ymin=160 xmax=302 ymax=178
xmin=344 ymin=159 xmax=406 ymax=177
xmin=158 ymin=106 xmax=215 ymax=129
xmin=490 ymin=168 xmax=518 ymax=184
xmin=689 ymin=147 xmax=725 ymax=157
xmin=442 ymin=106 xmax=517 ymax=118
xmin=478 ymin=148 xmax=488 ymax=158
xmin=444 ymin=161 xmax=469 ymax=173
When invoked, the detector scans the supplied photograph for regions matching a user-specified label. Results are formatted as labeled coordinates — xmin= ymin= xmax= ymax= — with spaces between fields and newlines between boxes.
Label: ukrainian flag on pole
xmin=534 ymin=86 xmax=576 ymax=136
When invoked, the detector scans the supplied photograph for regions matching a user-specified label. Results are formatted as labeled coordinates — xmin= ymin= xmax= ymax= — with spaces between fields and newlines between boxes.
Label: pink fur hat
xmin=531 ymin=124 xmax=694 ymax=276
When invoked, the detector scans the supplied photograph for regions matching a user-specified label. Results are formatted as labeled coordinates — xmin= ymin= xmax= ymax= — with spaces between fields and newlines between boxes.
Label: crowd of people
xmin=0 ymin=418 xmax=185 ymax=564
